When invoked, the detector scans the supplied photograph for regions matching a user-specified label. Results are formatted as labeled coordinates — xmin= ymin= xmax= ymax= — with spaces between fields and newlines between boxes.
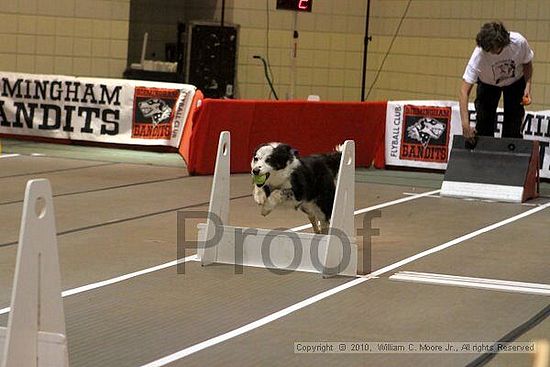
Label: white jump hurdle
xmin=197 ymin=131 xmax=357 ymax=277
xmin=0 ymin=179 xmax=69 ymax=367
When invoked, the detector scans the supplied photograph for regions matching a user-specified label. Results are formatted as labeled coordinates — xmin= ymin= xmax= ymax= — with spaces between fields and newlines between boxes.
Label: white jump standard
xmin=197 ymin=131 xmax=358 ymax=277
xmin=0 ymin=179 xmax=69 ymax=367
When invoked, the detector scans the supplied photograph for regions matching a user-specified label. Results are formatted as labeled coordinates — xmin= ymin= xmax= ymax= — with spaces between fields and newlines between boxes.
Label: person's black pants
xmin=474 ymin=77 xmax=526 ymax=138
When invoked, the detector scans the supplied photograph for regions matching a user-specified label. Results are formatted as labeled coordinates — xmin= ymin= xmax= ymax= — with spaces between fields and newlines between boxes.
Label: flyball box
xmin=441 ymin=136 xmax=539 ymax=203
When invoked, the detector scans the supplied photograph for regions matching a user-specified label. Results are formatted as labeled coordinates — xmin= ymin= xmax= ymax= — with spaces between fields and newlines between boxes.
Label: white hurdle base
xmin=441 ymin=181 xmax=524 ymax=203
xmin=197 ymin=131 xmax=358 ymax=277
xmin=198 ymin=224 xmax=357 ymax=276
xmin=0 ymin=179 xmax=69 ymax=367
xmin=0 ymin=331 xmax=67 ymax=367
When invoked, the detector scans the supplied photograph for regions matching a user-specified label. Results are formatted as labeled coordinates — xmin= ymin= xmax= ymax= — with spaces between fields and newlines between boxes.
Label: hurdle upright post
xmin=199 ymin=131 xmax=230 ymax=265
xmin=0 ymin=179 xmax=69 ymax=367
xmin=322 ymin=140 xmax=356 ymax=277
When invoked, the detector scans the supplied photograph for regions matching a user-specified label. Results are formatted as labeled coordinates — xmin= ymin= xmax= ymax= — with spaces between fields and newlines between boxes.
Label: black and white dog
xmin=251 ymin=143 xmax=342 ymax=234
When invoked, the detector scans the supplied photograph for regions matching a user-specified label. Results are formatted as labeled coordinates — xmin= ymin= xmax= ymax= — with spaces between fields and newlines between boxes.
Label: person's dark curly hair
xmin=476 ymin=21 xmax=511 ymax=52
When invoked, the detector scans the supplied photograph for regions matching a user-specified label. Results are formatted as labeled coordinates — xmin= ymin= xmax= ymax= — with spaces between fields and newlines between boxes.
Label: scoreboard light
xmin=276 ymin=0 xmax=313 ymax=12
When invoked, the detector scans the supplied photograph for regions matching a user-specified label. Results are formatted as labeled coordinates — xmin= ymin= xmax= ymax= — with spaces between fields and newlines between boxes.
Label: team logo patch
xmin=492 ymin=59 xmax=516 ymax=85
xmin=407 ymin=117 xmax=446 ymax=147
xmin=138 ymin=99 xmax=172 ymax=126
xmin=400 ymin=105 xmax=451 ymax=163
xmin=132 ymin=87 xmax=179 ymax=139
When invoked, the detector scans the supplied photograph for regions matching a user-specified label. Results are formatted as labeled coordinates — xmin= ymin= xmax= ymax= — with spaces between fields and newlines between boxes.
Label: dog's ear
xmin=279 ymin=144 xmax=299 ymax=159
xmin=267 ymin=144 xmax=296 ymax=169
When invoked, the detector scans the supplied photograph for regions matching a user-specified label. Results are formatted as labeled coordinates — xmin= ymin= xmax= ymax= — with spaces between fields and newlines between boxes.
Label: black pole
xmin=219 ymin=0 xmax=226 ymax=97
xmin=360 ymin=0 xmax=371 ymax=101
xmin=221 ymin=0 xmax=225 ymax=27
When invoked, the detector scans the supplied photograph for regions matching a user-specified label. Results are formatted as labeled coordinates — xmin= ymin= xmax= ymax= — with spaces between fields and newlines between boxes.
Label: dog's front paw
xmin=253 ymin=186 xmax=267 ymax=205
xmin=261 ymin=204 xmax=273 ymax=216
xmin=260 ymin=189 xmax=283 ymax=216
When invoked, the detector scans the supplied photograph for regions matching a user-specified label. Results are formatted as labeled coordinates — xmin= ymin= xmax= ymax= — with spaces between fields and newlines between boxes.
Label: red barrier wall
xmin=181 ymin=99 xmax=387 ymax=175
xmin=178 ymin=90 xmax=204 ymax=161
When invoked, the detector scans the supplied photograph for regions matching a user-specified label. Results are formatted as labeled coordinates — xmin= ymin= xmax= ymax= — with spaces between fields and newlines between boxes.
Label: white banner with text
xmin=0 ymin=71 xmax=196 ymax=147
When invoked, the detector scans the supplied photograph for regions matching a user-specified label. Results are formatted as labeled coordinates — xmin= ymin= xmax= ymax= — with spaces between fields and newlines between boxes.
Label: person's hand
xmin=462 ymin=124 xmax=476 ymax=139
xmin=521 ymin=90 xmax=531 ymax=105
xmin=462 ymin=124 xmax=477 ymax=147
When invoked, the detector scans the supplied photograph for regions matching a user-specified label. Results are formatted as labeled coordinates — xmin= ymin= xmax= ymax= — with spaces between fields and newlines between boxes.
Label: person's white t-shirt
xmin=463 ymin=32 xmax=534 ymax=86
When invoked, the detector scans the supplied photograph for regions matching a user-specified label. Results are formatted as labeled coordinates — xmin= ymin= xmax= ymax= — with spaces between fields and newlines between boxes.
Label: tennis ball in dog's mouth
xmin=252 ymin=174 xmax=268 ymax=186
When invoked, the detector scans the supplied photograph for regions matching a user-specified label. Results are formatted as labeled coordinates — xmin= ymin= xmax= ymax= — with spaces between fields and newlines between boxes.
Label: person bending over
xmin=459 ymin=21 xmax=533 ymax=141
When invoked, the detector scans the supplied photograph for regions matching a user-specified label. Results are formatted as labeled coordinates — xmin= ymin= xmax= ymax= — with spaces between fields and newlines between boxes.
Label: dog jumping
xmin=250 ymin=143 xmax=342 ymax=234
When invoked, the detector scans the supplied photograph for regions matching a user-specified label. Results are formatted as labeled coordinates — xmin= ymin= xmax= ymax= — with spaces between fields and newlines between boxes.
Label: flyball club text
xmin=0 ymin=78 xmax=121 ymax=135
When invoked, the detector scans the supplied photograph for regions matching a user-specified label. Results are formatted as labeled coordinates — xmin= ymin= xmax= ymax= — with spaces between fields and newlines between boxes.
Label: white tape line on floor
xmin=0 ymin=255 xmax=199 ymax=316
xmin=290 ymin=189 xmax=440 ymax=232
